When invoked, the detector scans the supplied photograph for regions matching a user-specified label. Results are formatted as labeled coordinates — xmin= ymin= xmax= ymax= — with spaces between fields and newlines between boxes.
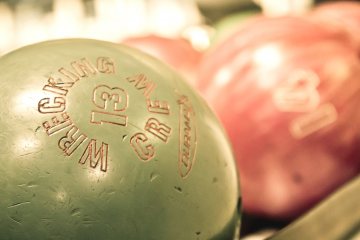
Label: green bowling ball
xmin=0 ymin=39 xmax=240 ymax=240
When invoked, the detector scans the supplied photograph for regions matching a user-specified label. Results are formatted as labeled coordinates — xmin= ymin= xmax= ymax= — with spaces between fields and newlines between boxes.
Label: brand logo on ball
xmin=178 ymin=95 xmax=197 ymax=178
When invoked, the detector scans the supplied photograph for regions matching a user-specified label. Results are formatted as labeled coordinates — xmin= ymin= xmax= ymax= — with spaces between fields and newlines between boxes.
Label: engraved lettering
xmin=273 ymin=70 xmax=320 ymax=112
xmin=130 ymin=132 xmax=154 ymax=161
xmin=58 ymin=126 xmax=87 ymax=156
xmin=127 ymin=74 xmax=156 ymax=97
xmin=39 ymin=56 xmax=119 ymax=172
xmin=43 ymin=112 xmax=72 ymax=135
xmin=146 ymin=99 xmax=170 ymax=115
xmin=290 ymin=103 xmax=338 ymax=139
xmin=93 ymin=85 xmax=128 ymax=111
xmin=38 ymin=97 xmax=66 ymax=113
xmin=59 ymin=67 xmax=80 ymax=82
xmin=182 ymin=110 xmax=192 ymax=168
xmin=178 ymin=95 xmax=197 ymax=178
xmin=71 ymin=58 xmax=97 ymax=77
xmin=97 ymin=57 xmax=115 ymax=74
xmin=43 ymin=76 xmax=74 ymax=96
xmin=184 ymin=113 xmax=192 ymax=149
xmin=91 ymin=112 xmax=127 ymax=126
xmin=91 ymin=85 xmax=128 ymax=126
xmin=145 ymin=118 xmax=171 ymax=142
xmin=79 ymin=139 xmax=108 ymax=172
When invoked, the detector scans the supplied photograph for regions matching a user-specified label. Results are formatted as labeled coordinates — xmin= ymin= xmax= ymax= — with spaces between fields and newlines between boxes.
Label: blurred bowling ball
xmin=312 ymin=1 xmax=360 ymax=51
xmin=198 ymin=16 xmax=360 ymax=219
xmin=0 ymin=39 xmax=240 ymax=239
xmin=122 ymin=35 xmax=202 ymax=86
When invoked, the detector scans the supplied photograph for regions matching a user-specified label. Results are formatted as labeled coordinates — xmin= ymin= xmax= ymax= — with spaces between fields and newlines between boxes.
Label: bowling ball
xmin=0 ymin=39 xmax=240 ymax=239
xmin=198 ymin=16 xmax=360 ymax=219
xmin=312 ymin=1 xmax=360 ymax=51
xmin=121 ymin=35 xmax=202 ymax=86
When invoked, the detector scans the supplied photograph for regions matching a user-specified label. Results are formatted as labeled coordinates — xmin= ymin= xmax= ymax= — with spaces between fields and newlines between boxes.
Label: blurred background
xmin=0 ymin=0 xmax=359 ymax=239
xmin=0 ymin=0 xmax=339 ymax=55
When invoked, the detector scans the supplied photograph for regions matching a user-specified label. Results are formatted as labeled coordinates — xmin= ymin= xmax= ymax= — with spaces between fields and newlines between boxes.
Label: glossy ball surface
xmin=198 ymin=16 xmax=360 ymax=219
xmin=312 ymin=1 xmax=360 ymax=51
xmin=122 ymin=35 xmax=202 ymax=86
xmin=0 ymin=39 xmax=240 ymax=239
